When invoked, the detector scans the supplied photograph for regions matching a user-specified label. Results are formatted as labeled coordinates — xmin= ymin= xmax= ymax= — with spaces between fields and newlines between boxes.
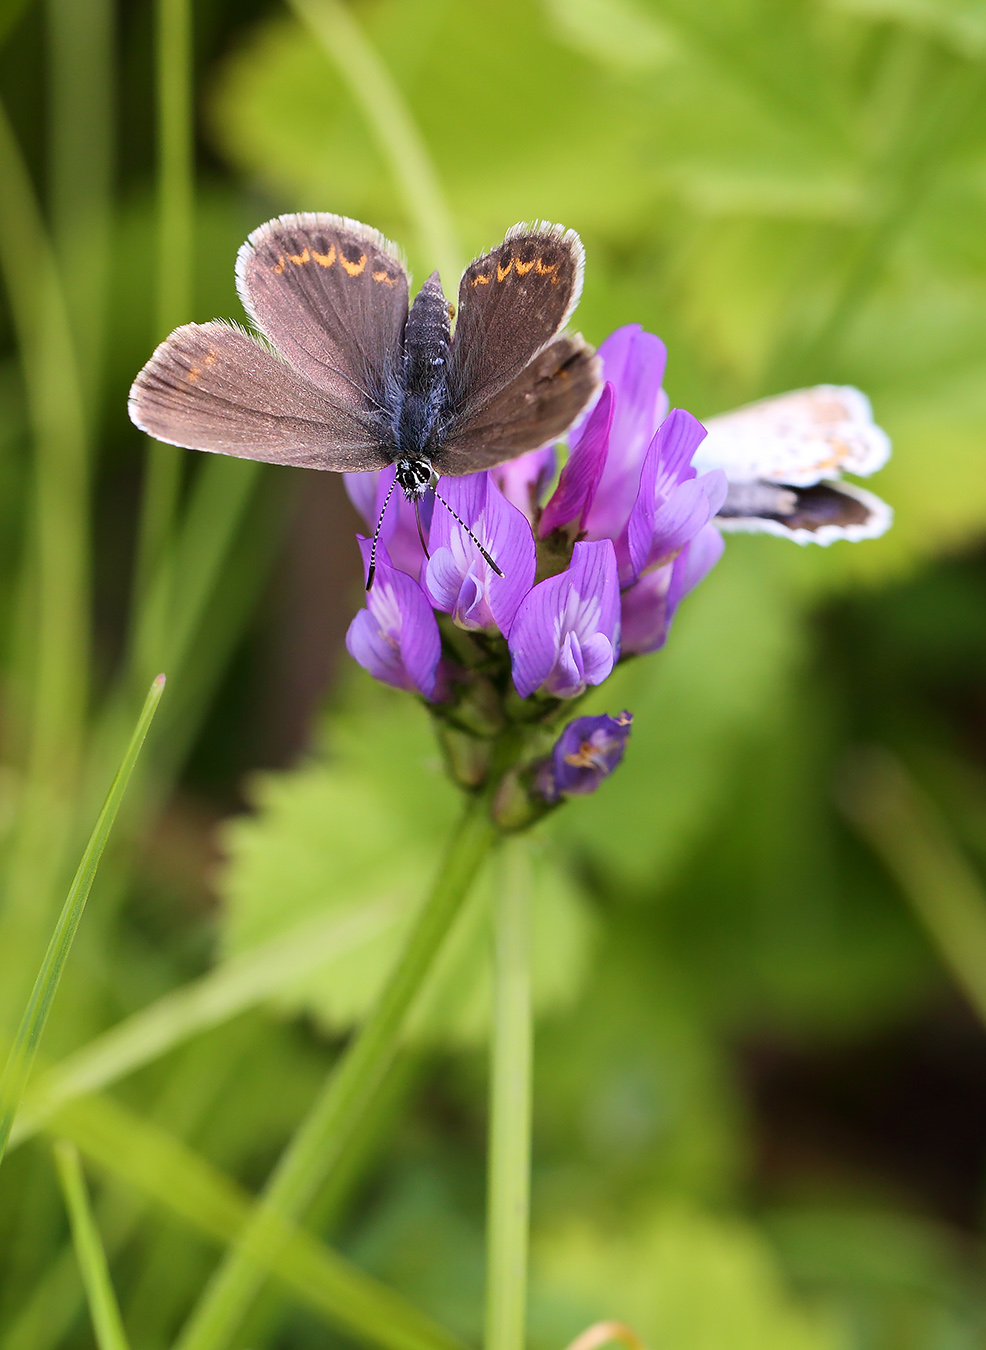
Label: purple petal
xmin=668 ymin=521 xmax=725 ymax=612
xmin=345 ymin=466 xmax=430 ymax=581
xmin=624 ymin=410 xmax=715 ymax=581
xmin=584 ymin=326 xmax=670 ymax=541
xmin=345 ymin=538 xmax=441 ymax=698
xmin=345 ymin=469 xmax=379 ymax=527
xmin=540 ymin=383 xmax=614 ymax=538
xmin=619 ymin=523 xmax=724 ymax=655
xmin=509 ymin=539 xmax=620 ymax=699
xmin=492 ymin=446 xmax=556 ymax=522
xmin=619 ymin=565 xmax=674 ymax=656
xmin=425 ymin=474 xmax=536 ymax=635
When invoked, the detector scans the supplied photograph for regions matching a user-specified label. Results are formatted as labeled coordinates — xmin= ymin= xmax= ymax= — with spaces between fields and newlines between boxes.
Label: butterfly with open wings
xmin=129 ymin=213 xmax=601 ymax=585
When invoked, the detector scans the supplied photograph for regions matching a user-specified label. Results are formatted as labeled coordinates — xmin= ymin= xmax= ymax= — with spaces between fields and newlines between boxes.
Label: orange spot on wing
xmin=312 ymin=245 xmax=336 ymax=267
xmin=496 ymin=258 xmax=513 ymax=282
xmin=203 ymin=352 xmax=216 ymax=366
xmin=372 ymin=269 xmax=396 ymax=285
xmin=471 ymin=273 xmax=491 ymax=286
xmin=535 ymin=257 xmax=560 ymax=283
xmin=287 ymin=247 xmax=310 ymax=265
xmin=340 ymin=252 xmax=367 ymax=276
xmin=273 ymin=256 xmax=286 ymax=274
xmin=186 ymin=367 xmax=200 ymax=383
xmin=514 ymin=257 xmax=536 ymax=276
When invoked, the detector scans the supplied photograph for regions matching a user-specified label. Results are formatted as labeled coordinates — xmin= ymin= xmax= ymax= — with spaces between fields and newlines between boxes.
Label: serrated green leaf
xmin=219 ymin=678 xmax=595 ymax=1046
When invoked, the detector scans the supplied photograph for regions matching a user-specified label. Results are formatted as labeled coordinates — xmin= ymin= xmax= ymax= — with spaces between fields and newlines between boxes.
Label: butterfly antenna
xmin=413 ymin=498 xmax=431 ymax=560
xmin=432 ymin=489 xmax=504 ymax=577
xmin=367 ymin=476 xmax=399 ymax=591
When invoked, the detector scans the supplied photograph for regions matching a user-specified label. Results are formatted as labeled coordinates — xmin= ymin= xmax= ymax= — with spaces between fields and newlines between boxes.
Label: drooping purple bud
xmin=623 ymin=408 xmax=727 ymax=583
xmin=537 ymin=711 xmax=634 ymax=802
xmin=425 ymin=472 xmax=535 ymax=635
xmin=509 ymin=539 xmax=621 ymax=699
xmin=583 ymin=326 xmax=669 ymax=542
xmin=492 ymin=446 xmax=557 ymax=524
xmin=346 ymin=538 xmax=442 ymax=698
xmin=620 ymin=521 xmax=724 ymax=655
xmin=539 ymin=383 xmax=614 ymax=539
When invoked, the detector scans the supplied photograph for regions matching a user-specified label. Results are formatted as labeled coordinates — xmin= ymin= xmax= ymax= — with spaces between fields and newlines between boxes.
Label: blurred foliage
xmin=2 ymin=0 xmax=986 ymax=1348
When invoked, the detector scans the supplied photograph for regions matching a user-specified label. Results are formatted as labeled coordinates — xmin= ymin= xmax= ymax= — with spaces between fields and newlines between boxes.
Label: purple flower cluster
xmin=345 ymin=324 xmax=726 ymax=710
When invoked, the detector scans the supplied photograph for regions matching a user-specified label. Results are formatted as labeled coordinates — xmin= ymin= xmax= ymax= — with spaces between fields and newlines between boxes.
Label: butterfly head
xmin=395 ymin=456 xmax=436 ymax=499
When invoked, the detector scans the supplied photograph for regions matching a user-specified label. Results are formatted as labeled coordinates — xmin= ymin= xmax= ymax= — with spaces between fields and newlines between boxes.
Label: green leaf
xmin=219 ymin=678 xmax=595 ymax=1045
xmin=534 ymin=1206 xmax=847 ymax=1350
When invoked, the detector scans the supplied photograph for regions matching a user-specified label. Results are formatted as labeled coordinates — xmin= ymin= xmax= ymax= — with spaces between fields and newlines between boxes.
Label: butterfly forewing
xmin=236 ymin=213 xmax=409 ymax=412
xmin=128 ymin=321 xmax=390 ymax=472
xmin=447 ymin=223 xmax=585 ymax=428
xmin=435 ymin=335 xmax=600 ymax=474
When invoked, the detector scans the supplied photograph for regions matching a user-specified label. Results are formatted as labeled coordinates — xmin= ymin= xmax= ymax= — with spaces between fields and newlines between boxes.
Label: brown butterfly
xmin=129 ymin=214 xmax=601 ymax=579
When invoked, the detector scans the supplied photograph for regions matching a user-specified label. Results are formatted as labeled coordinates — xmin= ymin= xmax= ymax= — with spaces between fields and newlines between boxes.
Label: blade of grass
xmin=484 ymin=838 xmax=533 ymax=1350
xmin=52 ymin=1140 xmax=132 ymax=1350
xmin=48 ymin=1092 xmax=467 ymax=1350
xmin=132 ymin=0 xmax=194 ymax=624
xmin=10 ymin=897 xmax=399 ymax=1150
xmin=47 ymin=0 xmax=113 ymax=409
xmin=0 ymin=675 xmax=166 ymax=1167
xmin=287 ymin=0 xmax=459 ymax=281
xmin=174 ymin=794 xmax=497 ymax=1350
xmin=839 ymin=747 xmax=986 ymax=1026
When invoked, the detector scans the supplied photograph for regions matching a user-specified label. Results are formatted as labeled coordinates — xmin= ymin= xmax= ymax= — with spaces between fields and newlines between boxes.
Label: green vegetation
xmin=2 ymin=0 xmax=986 ymax=1347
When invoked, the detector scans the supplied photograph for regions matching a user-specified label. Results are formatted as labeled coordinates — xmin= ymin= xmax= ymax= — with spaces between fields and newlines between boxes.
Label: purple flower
xmin=583 ymin=326 xmax=669 ymax=542
xmin=537 ymin=711 xmax=633 ymax=802
xmin=621 ymin=521 xmax=724 ymax=655
xmin=424 ymin=473 xmax=536 ymax=634
xmin=539 ymin=383 xmax=614 ymax=540
xmin=623 ymin=407 xmax=727 ymax=583
xmin=345 ymin=466 xmax=429 ymax=581
xmin=509 ymin=539 xmax=621 ymax=698
xmin=492 ymin=446 xmax=556 ymax=524
xmin=345 ymin=538 xmax=441 ymax=698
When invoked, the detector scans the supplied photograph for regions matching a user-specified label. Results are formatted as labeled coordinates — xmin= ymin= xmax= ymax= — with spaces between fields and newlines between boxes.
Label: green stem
xmin=132 ymin=0 xmax=194 ymax=633
xmin=0 ymin=676 xmax=165 ymax=1168
xmin=288 ymin=0 xmax=460 ymax=281
xmin=484 ymin=838 xmax=533 ymax=1350
xmin=53 ymin=1141 xmax=132 ymax=1350
xmin=174 ymin=793 xmax=498 ymax=1350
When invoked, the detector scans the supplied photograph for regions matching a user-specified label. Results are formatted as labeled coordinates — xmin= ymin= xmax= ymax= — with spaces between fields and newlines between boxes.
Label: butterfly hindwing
xmin=434 ymin=335 xmax=601 ymax=475
xmin=128 ymin=321 xmax=390 ymax=473
xmin=447 ymin=223 xmax=585 ymax=429
xmin=236 ymin=212 xmax=409 ymax=411
xmin=694 ymin=385 xmax=893 ymax=544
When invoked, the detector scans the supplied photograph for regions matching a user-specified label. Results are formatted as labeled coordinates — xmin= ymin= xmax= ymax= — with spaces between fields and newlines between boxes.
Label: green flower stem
xmin=484 ymin=838 xmax=534 ymax=1350
xmin=0 ymin=676 xmax=165 ymax=1168
xmin=174 ymin=793 xmax=498 ymax=1350
xmin=53 ymin=1141 xmax=132 ymax=1350
xmin=288 ymin=0 xmax=460 ymax=282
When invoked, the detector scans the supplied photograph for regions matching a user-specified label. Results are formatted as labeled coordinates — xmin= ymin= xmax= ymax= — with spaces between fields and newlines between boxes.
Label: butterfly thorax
xmin=392 ymin=272 xmax=450 ymax=497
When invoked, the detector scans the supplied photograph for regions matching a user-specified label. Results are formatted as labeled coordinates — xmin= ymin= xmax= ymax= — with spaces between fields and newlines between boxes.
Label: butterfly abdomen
xmin=396 ymin=272 xmax=451 ymax=461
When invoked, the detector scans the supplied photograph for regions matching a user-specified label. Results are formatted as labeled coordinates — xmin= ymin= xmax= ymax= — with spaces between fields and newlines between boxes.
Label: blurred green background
xmin=2 ymin=0 xmax=986 ymax=1347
